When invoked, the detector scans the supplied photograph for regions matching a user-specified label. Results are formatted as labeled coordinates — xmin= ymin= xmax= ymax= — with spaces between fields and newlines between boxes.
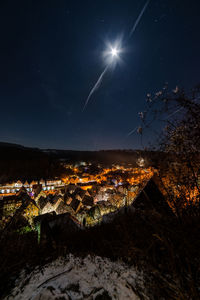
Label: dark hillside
xmin=0 ymin=142 xmax=64 ymax=184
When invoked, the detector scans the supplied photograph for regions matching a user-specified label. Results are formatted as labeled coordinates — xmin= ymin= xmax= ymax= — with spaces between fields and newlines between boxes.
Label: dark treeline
xmin=47 ymin=148 xmax=164 ymax=166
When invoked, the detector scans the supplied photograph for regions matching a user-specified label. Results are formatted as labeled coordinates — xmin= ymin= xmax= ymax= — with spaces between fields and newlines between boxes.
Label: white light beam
xmin=83 ymin=65 xmax=109 ymax=111
xmin=129 ymin=0 xmax=150 ymax=38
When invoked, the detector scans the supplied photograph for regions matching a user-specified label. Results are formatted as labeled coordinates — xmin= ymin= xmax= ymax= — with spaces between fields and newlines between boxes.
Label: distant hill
xmin=0 ymin=142 xmax=42 ymax=158
xmin=0 ymin=142 xmax=25 ymax=148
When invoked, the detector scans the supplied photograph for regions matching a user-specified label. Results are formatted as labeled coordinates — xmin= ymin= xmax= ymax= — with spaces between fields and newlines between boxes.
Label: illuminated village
xmin=0 ymin=159 xmax=155 ymax=232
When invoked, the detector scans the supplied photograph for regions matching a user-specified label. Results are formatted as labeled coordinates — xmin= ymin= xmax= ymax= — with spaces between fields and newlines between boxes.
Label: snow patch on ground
xmin=4 ymin=255 xmax=146 ymax=300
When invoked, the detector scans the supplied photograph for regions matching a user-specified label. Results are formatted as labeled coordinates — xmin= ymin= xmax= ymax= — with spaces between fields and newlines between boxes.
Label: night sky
xmin=0 ymin=0 xmax=200 ymax=150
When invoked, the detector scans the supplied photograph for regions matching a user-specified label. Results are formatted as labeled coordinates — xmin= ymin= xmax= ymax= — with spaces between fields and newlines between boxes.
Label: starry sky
xmin=0 ymin=0 xmax=200 ymax=150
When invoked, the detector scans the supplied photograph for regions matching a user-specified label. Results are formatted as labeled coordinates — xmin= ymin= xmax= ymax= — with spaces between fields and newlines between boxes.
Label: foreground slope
xmin=4 ymin=255 xmax=145 ymax=300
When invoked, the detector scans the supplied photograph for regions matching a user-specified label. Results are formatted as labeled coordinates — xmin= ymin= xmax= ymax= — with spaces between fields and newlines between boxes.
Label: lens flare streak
xmin=83 ymin=65 xmax=109 ymax=111
xmin=129 ymin=0 xmax=150 ymax=38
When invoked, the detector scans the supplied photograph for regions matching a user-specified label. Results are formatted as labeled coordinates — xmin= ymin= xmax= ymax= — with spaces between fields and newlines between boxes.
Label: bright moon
xmin=111 ymin=48 xmax=118 ymax=57
xmin=103 ymin=41 xmax=122 ymax=64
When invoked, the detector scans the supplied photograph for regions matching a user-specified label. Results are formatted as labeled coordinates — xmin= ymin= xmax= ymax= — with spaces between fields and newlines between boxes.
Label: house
xmin=34 ymin=212 xmax=81 ymax=244
xmin=1 ymin=194 xmax=39 ymax=237
xmin=50 ymin=194 xmax=63 ymax=210
xmin=73 ymin=188 xmax=86 ymax=201
xmin=60 ymin=188 xmax=65 ymax=195
xmin=108 ymin=192 xmax=126 ymax=208
xmin=14 ymin=180 xmax=23 ymax=188
xmin=34 ymin=212 xmax=56 ymax=243
xmin=48 ymin=213 xmax=81 ymax=236
xmin=70 ymin=198 xmax=82 ymax=213
xmin=33 ymin=184 xmax=43 ymax=197
xmin=39 ymin=179 xmax=46 ymax=187
xmin=41 ymin=201 xmax=54 ymax=215
xmin=35 ymin=190 xmax=47 ymax=203
xmin=16 ymin=186 xmax=28 ymax=196
xmin=131 ymin=176 xmax=173 ymax=215
xmin=23 ymin=199 xmax=39 ymax=221
xmin=64 ymin=192 xmax=73 ymax=205
xmin=0 ymin=195 xmax=23 ymax=217
xmin=56 ymin=201 xmax=69 ymax=215
xmin=82 ymin=195 xmax=94 ymax=208
xmin=74 ymin=193 xmax=82 ymax=202
xmin=95 ymin=191 xmax=109 ymax=202
xmin=23 ymin=181 xmax=30 ymax=188
xmin=84 ymin=202 xmax=117 ymax=226
xmin=37 ymin=196 xmax=48 ymax=211
xmin=0 ymin=188 xmax=29 ymax=218
xmin=76 ymin=208 xmax=87 ymax=224
xmin=65 ymin=184 xmax=77 ymax=194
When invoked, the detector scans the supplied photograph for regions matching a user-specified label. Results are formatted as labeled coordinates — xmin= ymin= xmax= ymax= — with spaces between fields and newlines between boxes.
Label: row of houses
xmin=0 ymin=179 xmax=63 ymax=195
xmin=31 ymin=176 xmax=174 ymax=245
xmin=0 ymin=175 xmax=174 ymax=246
xmin=0 ymin=173 xmax=153 ymax=232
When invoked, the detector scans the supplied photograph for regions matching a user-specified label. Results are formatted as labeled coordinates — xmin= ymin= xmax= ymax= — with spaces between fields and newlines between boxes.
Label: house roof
xmin=55 ymin=201 xmax=68 ymax=215
xmin=132 ymin=176 xmax=172 ymax=214
xmin=70 ymin=198 xmax=81 ymax=212
xmin=82 ymin=195 xmax=94 ymax=207
xmin=37 ymin=196 xmax=48 ymax=210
